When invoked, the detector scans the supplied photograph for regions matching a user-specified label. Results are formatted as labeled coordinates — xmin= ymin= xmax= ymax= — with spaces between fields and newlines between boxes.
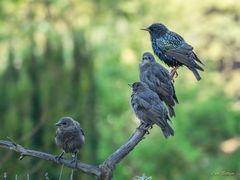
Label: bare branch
xmin=0 ymin=140 xmax=100 ymax=178
xmin=99 ymin=127 xmax=147 ymax=179
xmin=0 ymin=125 xmax=148 ymax=180
xmin=106 ymin=128 xmax=146 ymax=166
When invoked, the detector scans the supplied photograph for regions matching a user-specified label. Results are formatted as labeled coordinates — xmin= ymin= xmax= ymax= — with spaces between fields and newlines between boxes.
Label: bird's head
xmin=141 ymin=23 xmax=168 ymax=37
xmin=140 ymin=52 xmax=156 ymax=66
xmin=128 ymin=82 xmax=148 ymax=92
xmin=55 ymin=117 xmax=76 ymax=130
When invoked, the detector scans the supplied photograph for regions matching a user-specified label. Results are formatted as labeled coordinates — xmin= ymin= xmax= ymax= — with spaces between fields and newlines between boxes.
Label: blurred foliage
xmin=0 ymin=0 xmax=240 ymax=179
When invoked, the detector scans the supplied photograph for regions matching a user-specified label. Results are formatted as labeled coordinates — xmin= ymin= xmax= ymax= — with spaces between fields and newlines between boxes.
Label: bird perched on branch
xmin=129 ymin=82 xmax=174 ymax=138
xmin=141 ymin=23 xmax=204 ymax=80
xmin=55 ymin=117 xmax=85 ymax=165
xmin=139 ymin=52 xmax=178 ymax=117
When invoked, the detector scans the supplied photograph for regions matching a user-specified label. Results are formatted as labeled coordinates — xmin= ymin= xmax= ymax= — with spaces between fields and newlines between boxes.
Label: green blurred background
xmin=0 ymin=0 xmax=240 ymax=179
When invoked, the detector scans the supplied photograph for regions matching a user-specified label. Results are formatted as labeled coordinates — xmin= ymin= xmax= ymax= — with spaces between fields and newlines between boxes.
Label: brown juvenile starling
xmin=139 ymin=52 xmax=178 ymax=117
xmin=55 ymin=117 xmax=85 ymax=165
xmin=129 ymin=82 xmax=174 ymax=138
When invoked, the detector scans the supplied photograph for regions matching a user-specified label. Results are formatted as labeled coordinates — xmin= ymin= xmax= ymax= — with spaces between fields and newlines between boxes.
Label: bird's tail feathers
xmin=172 ymin=87 xmax=179 ymax=104
xmin=173 ymin=93 xmax=179 ymax=104
xmin=190 ymin=53 xmax=204 ymax=71
xmin=193 ymin=52 xmax=205 ymax=65
xmin=193 ymin=62 xmax=204 ymax=71
xmin=168 ymin=106 xmax=175 ymax=118
xmin=167 ymin=96 xmax=175 ymax=107
xmin=189 ymin=68 xmax=202 ymax=81
xmin=155 ymin=118 xmax=174 ymax=138
xmin=161 ymin=124 xmax=174 ymax=138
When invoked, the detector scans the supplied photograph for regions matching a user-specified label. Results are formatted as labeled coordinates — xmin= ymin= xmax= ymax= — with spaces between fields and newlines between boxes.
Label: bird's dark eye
xmin=144 ymin=56 xmax=149 ymax=60
xmin=133 ymin=83 xmax=138 ymax=89
xmin=62 ymin=122 xmax=67 ymax=125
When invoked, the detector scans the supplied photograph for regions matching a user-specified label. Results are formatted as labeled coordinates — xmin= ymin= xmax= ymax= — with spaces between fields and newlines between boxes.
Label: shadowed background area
xmin=0 ymin=0 xmax=239 ymax=179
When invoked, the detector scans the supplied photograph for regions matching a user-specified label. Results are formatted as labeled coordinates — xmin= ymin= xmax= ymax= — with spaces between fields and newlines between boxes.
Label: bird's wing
xmin=148 ymin=102 xmax=167 ymax=121
xmin=139 ymin=92 xmax=163 ymax=113
xmin=166 ymin=47 xmax=203 ymax=70
xmin=148 ymin=66 xmax=172 ymax=97
xmin=157 ymin=63 xmax=170 ymax=78
xmin=136 ymin=92 xmax=171 ymax=125
xmin=157 ymin=31 xmax=203 ymax=70
xmin=152 ymin=64 xmax=169 ymax=81
xmin=150 ymin=104 xmax=163 ymax=116
xmin=156 ymin=31 xmax=185 ymax=51
xmin=136 ymin=95 xmax=152 ymax=110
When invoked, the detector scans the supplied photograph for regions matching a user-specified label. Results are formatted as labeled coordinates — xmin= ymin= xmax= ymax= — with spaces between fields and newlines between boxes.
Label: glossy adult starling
xmin=55 ymin=117 xmax=85 ymax=164
xmin=139 ymin=52 xmax=178 ymax=117
xmin=141 ymin=23 xmax=204 ymax=81
xmin=129 ymin=82 xmax=174 ymax=138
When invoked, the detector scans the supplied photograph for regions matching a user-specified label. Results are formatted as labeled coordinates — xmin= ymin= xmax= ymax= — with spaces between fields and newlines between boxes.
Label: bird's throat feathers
xmin=58 ymin=125 xmax=75 ymax=132
xmin=150 ymin=29 xmax=168 ymax=39
xmin=140 ymin=61 xmax=151 ymax=70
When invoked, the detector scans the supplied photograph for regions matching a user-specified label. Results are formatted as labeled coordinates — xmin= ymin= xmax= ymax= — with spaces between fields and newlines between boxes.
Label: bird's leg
xmin=175 ymin=71 xmax=178 ymax=78
xmin=136 ymin=122 xmax=145 ymax=130
xmin=170 ymin=66 xmax=179 ymax=80
xmin=145 ymin=123 xmax=153 ymax=130
xmin=71 ymin=152 xmax=78 ymax=168
xmin=137 ymin=122 xmax=151 ymax=134
xmin=55 ymin=151 xmax=64 ymax=162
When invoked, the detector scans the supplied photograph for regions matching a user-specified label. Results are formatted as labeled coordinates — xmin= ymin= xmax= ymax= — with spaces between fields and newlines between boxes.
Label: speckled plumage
xmin=139 ymin=52 xmax=178 ymax=117
xmin=142 ymin=23 xmax=204 ymax=80
xmin=130 ymin=82 xmax=174 ymax=138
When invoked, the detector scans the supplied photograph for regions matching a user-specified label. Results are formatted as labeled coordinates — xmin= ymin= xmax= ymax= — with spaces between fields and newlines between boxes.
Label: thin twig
xmin=70 ymin=169 xmax=74 ymax=180
xmin=59 ymin=164 xmax=64 ymax=180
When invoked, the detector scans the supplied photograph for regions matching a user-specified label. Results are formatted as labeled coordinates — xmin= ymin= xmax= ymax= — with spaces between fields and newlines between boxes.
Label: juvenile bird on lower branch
xmin=129 ymin=82 xmax=174 ymax=138
xmin=55 ymin=117 xmax=85 ymax=166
